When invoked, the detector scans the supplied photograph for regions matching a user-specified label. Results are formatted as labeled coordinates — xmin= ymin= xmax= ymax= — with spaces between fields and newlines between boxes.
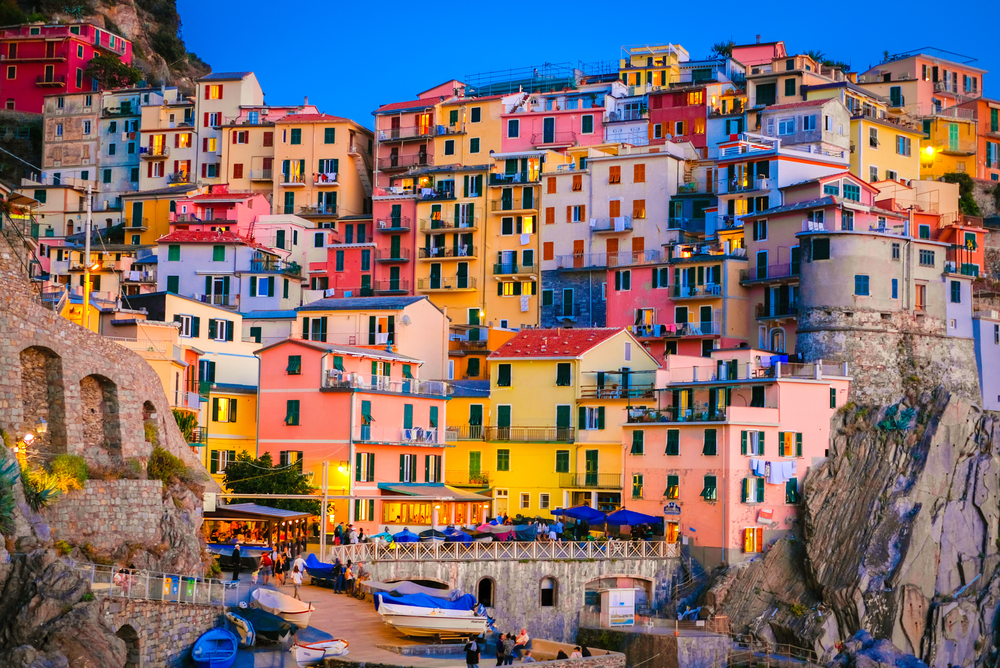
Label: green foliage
xmin=147 ymin=446 xmax=187 ymax=485
xmin=0 ymin=429 xmax=11 ymax=449
xmin=0 ymin=459 xmax=19 ymax=535
xmin=50 ymin=455 xmax=88 ymax=490
xmin=789 ymin=603 xmax=808 ymax=617
xmin=87 ymin=458 xmax=144 ymax=480
xmin=877 ymin=404 xmax=917 ymax=431
xmin=144 ymin=420 xmax=159 ymax=446
xmin=710 ymin=40 xmax=734 ymax=58
xmin=84 ymin=54 xmax=142 ymax=89
xmin=172 ymin=409 xmax=197 ymax=441
xmin=55 ymin=540 xmax=72 ymax=556
xmin=805 ymin=49 xmax=826 ymax=63
xmin=21 ymin=468 xmax=60 ymax=511
xmin=206 ymin=559 xmax=221 ymax=578
xmin=81 ymin=592 xmax=95 ymax=602
xmin=223 ymin=451 xmax=319 ymax=515
xmin=0 ymin=0 xmax=25 ymax=27
xmin=150 ymin=27 xmax=185 ymax=64
xmin=941 ymin=173 xmax=982 ymax=216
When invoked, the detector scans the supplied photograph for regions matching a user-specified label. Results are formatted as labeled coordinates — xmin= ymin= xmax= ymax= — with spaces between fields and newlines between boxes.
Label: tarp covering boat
xmin=304 ymin=553 xmax=337 ymax=579
xmin=392 ymin=529 xmax=420 ymax=543
xmin=227 ymin=607 xmax=299 ymax=644
xmin=252 ymin=587 xmax=315 ymax=627
xmin=364 ymin=581 xmax=461 ymax=600
xmin=418 ymin=529 xmax=447 ymax=542
xmin=373 ymin=591 xmax=478 ymax=612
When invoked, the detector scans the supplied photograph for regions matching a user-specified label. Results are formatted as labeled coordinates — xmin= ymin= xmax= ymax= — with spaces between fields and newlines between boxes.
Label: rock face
xmin=709 ymin=390 xmax=1000 ymax=668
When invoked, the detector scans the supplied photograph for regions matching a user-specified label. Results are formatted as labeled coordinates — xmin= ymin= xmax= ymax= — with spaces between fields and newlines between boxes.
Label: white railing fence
xmin=324 ymin=540 xmax=679 ymax=564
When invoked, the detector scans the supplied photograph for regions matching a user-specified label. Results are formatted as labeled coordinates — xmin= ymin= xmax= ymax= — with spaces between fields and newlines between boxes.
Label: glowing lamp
xmin=35 ymin=418 xmax=47 ymax=434
xmin=924 ymin=146 xmax=935 ymax=157
xmin=22 ymin=433 xmax=34 ymax=446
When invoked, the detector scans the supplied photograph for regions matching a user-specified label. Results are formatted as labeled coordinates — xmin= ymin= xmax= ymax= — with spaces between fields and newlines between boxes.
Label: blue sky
xmin=176 ymin=0 xmax=997 ymax=130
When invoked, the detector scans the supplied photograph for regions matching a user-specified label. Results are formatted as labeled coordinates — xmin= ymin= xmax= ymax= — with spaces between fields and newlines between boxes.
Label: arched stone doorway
xmin=142 ymin=400 xmax=159 ymax=447
xmin=19 ymin=346 xmax=67 ymax=454
xmin=477 ymin=577 xmax=496 ymax=607
xmin=80 ymin=374 xmax=122 ymax=460
xmin=116 ymin=624 xmax=140 ymax=668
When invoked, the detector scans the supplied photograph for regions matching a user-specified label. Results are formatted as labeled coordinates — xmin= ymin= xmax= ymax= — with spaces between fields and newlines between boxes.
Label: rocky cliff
xmin=707 ymin=389 xmax=1000 ymax=668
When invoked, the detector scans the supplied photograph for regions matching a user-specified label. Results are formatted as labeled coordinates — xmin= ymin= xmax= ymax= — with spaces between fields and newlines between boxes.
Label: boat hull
xmin=251 ymin=588 xmax=314 ymax=628
xmin=293 ymin=639 xmax=349 ymax=665
xmin=191 ymin=628 xmax=238 ymax=668
xmin=382 ymin=613 xmax=487 ymax=639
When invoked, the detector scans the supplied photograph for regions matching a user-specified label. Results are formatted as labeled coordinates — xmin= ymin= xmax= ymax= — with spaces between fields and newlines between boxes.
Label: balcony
xmin=419 ymin=217 xmax=479 ymax=232
xmin=444 ymin=469 xmax=491 ymax=486
xmin=756 ymin=302 xmax=798 ymax=320
xmin=489 ymin=173 xmax=540 ymax=187
xmin=444 ymin=425 xmax=486 ymax=441
xmin=251 ymin=259 xmax=302 ymax=276
xmin=627 ymin=406 xmax=727 ymax=424
xmin=355 ymin=426 xmax=442 ymax=446
xmin=740 ymin=263 xmax=799 ymax=284
xmin=377 ymin=126 xmax=435 ymax=142
xmin=417 ymin=277 xmax=477 ymax=291
xmin=554 ymin=249 xmax=663 ymax=270
xmin=374 ymin=248 xmax=411 ymax=263
xmin=531 ymin=131 xmax=577 ymax=147
xmin=125 ymin=217 xmax=148 ymax=231
xmin=627 ymin=322 xmax=721 ymax=338
xmin=195 ymin=293 xmax=233 ymax=307
xmin=590 ymin=217 xmax=633 ymax=233
xmin=188 ymin=426 xmax=208 ymax=445
xmin=672 ymin=284 xmax=723 ymax=299
xmin=417 ymin=188 xmax=457 ymax=202
xmin=454 ymin=338 xmax=488 ymax=351
xmin=606 ymin=109 xmax=645 ymax=122
xmin=322 ymin=370 xmax=451 ymax=396
xmin=579 ymin=384 xmax=655 ymax=399
xmin=280 ymin=175 xmax=307 ymax=187
xmin=102 ymin=106 xmax=137 ymax=118
xmin=558 ymin=473 xmax=622 ymax=490
xmin=167 ymin=171 xmax=190 ymax=185
xmin=296 ymin=205 xmax=337 ymax=217
xmin=139 ymin=146 xmax=169 ymax=159
xmin=376 ymin=216 xmax=412 ymax=233
xmin=373 ymin=279 xmax=410 ymax=294
xmin=418 ymin=246 xmax=477 ymax=260
xmin=36 ymin=74 xmax=65 ymax=87
xmin=314 ymin=172 xmax=338 ymax=186
xmin=490 ymin=198 xmax=536 ymax=213
xmin=482 ymin=426 xmax=575 ymax=443
xmin=493 ymin=262 xmax=536 ymax=276
xmin=249 ymin=169 xmax=273 ymax=181
xmin=122 ymin=269 xmax=156 ymax=284
xmin=378 ymin=153 xmax=431 ymax=172
xmin=716 ymin=176 xmax=771 ymax=195
xmin=938 ymin=138 xmax=978 ymax=157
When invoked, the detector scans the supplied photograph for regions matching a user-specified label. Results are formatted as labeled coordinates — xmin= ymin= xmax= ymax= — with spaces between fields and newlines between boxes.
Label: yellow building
xmin=122 ymin=183 xmax=204 ymax=246
xmin=746 ymin=54 xmax=850 ymax=128
xmin=448 ymin=327 xmax=659 ymax=518
xmin=217 ymin=104 xmax=316 ymax=195
xmin=804 ymin=83 xmax=923 ymax=183
xmin=204 ymin=383 xmax=258 ymax=484
xmin=448 ymin=325 xmax=517 ymax=381
xmin=272 ymin=114 xmax=374 ymax=228
xmin=619 ymin=43 xmax=689 ymax=92
xmin=918 ymin=111 xmax=979 ymax=180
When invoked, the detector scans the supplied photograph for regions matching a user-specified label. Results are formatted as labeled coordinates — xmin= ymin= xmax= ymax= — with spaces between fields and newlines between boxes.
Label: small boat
xmin=252 ymin=587 xmax=315 ymax=627
xmin=229 ymin=606 xmax=298 ymax=644
xmin=191 ymin=628 xmax=238 ymax=668
xmin=419 ymin=529 xmax=447 ymax=542
xmin=225 ymin=611 xmax=255 ymax=647
xmin=293 ymin=639 xmax=349 ymax=666
xmin=378 ymin=601 xmax=488 ymax=639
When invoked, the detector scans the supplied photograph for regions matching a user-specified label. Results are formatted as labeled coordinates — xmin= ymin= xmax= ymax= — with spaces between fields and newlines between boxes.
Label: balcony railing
xmin=491 ymin=198 xmax=536 ymax=212
xmin=374 ymin=248 xmax=411 ymax=262
xmin=420 ymin=217 xmax=479 ymax=232
xmin=139 ymin=146 xmax=169 ymax=159
xmin=251 ymin=259 xmax=301 ymax=276
xmin=716 ymin=177 xmax=771 ymax=195
xmin=627 ymin=407 xmax=727 ymax=423
xmin=355 ymin=426 xmax=441 ymax=445
xmin=756 ymin=302 xmax=798 ymax=320
xmin=373 ymin=279 xmax=410 ymax=293
xmin=417 ymin=277 xmax=477 ymax=291
xmin=489 ymin=173 xmax=539 ymax=186
xmin=558 ymin=473 xmax=622 ymax=489
xmin=482 ymin=426 xmax=575 ymax=443
xmin=280 ymin=175 xmax=307 ymax=186
xmin=323 ymin=370 xmax=451 ymax=396
xmin=377 ymin=126 xmax=435 ymax=141
xmin=494 ymin=263 xmax=535 ymax=275
xmin=314 ymin=172 xmax=338 ymax=186
xmin=36 ymin=74 xmax=65 ymax=86
xmin=249 ymin=169 xmax=272 ymax=181
xmin=125 ymin=217 xmax=148 ymax=230
xmin=324 ymin=540 xmax=679 ymax=564
xmin=418 ymin=246 xmax=476 ymax=259
xmin=531 ymin=131 xmax=578 ymax=146
xmin=444 ymin=425 xmax=486 ymax=441
xmin=579 ymin=385 xmax=655 ymax=399
xmin=297 ymin=205 xmax=337 ymax=217
xmin=445 ymin=469 xmax=491 ymax=485
xmin=122 ymin=270 xmax=156 ymax=284
xmin=740 ymin=263 xmax=799 ymax=283
xmin=590 ymin=217 xmax=633 ymax=233
xmin=195 ymin=293 xmax=232 ymax=307
xmin=188 ymin=426 xmax=208 ymax=445
xmin=627 ymin=322 xmax=721 ymax=337
xmin=455 ymin=338 xmax=488 ymax=351
xmin=554 ymin=249 xmax=664 ymax=270
xmin=417 ymin=188 xmax=457 ymax=201
xmin=376 ymin=216 xmax=411 ymax=232
xmin=672 ymin=284 xmax=723 ymax=299
xmin=378 ymin=153 xmax=431 ymax=171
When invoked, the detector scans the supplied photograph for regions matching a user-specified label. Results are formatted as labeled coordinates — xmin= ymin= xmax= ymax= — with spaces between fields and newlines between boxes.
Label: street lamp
xmin=35 ymin=418 xmax=47 ymax=435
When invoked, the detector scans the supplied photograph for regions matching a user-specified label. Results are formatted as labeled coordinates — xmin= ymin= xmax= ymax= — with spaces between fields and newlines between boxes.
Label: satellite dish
xmin=400 ymin=315 xmax=412 ymax=326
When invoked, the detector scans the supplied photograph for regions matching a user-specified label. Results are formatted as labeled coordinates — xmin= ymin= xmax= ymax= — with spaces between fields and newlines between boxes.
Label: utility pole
xmin=82 ymin=184 xmax=93 ymax=331
xmin=320 ymin=461 xmax=329 ymax=559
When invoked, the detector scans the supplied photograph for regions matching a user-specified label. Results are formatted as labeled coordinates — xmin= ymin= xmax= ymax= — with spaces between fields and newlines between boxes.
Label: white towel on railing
xmin=614 ymin=217 xmax=626 ymax=232
xmin=520 ymin=295 xmax=529 ymax=312
xmin=520 ymin=233 xmax=529 ymax=246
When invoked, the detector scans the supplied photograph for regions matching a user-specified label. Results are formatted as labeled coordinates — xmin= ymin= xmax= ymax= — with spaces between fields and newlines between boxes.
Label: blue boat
xmin=191 ymin=628 xmax=238 ymax=668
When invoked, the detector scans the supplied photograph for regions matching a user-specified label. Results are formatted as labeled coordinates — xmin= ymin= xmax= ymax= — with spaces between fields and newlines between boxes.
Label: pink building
xmin=731 ymin=38 xmax=787 ymax=70
xmin=170 ymin=186 xmax=271 ymax=232
xmin=306 ymin=216 xmax=378 ymax=296
xmin=256 ymin=339 xmax=482 ymax=536
xmin=621 ymin=348 xmax=849 ymax=565
xmin=500 ymin=82 xmax=613 ymax=153
xmin=647 ymin=85 xmax=709 ymax=151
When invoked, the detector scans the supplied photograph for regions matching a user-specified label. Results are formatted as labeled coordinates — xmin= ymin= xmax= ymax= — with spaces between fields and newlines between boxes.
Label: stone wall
xmin=43 ymin=480 xmax=166 ymax=553
xmin=972 ymin=180 xmax=999 ymax=219
xmin=540 ymin=269 xmax=608 ymax=328
xmin=363 ymin=557 xmax=679 ymax=644
xmin=101 ymin=598 xmax=221 ymax=668
xmin=796 ymin=307 xmax=981 ymax=405
xmin=576 ymin=627 xmax=732 ymax=668
xmin=0 ymin=225 xmax=205 ymax=472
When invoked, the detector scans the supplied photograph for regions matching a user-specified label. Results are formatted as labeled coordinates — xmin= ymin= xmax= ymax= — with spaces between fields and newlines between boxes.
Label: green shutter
xmin=796 ymin=432 xmax=803 ymax=457
xmin=741 ymin=431 xmax=747 ymax=455
xmin=212 ymin=397 xmax=220 ymax=422
xmin=210 ymin=450 xmax=218 ymax=474
xmin=333 ymin=355 xmax=344 ymax=371
xmin=703 ymin=429 xmax=717 ymax=455
xmin=267 ymin=277 xmax=274 ymax=297
xmin=166 ymin=276 xmax=179 ymax=293
xmin=168 ymin=244 xmax=180 ymax=261
xmin=369 ymin=315 xmax=376 ymax=345
xmin=208 ymin=319 xmax=217 ymax=339
xmin=191 ymin=317 xmax=200 ymax=337
xmin=250 ymin=276 xmax=257 ymax=297
xmin=283 ymin=278 xmax=289 ymax=299
xmin=286 ymin=355 xmax=301 ymax=374
xmin=302 ymin=317 xmax=310 ymax=340
xmin=630 ymin=430 xmax=643 ymax=454
xmin=355 ymin=452 xmax=362 ymax=481
xmin=741 ymin=478 xmax=748 ymax=503
xmin=429 ymin=407 xmax=438 ymax=428
xmin=399 ymin=454 xmax=407 ymax=481
xmin=757 ymin=477 xmax=765 ymax=502
xmin=578 ymin=407 xmax=586 ymax=429
xmin=598 ymin=406 xmax=605 ymax=429
xmin=666 ymin=430 xmax=679 ymax=455
xmin=404 ymin=404 xmax=413 ymax=430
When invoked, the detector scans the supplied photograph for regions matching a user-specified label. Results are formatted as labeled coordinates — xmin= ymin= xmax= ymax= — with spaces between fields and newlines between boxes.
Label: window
xmin=324 ymin=127 xmax=335 ymax=144
xmin=211 ymin=397 xmax=238 ymax=423
xmin=843 ymin=184 xmax=860 ymax=202
xmin=556 ymin=363 xmax=571 ymax=386
xmin=777 ymin=118 xmax=795 ymax=135
xmin=175 ymin=314 xmax=195 ymax=337
xmin=630 ymin=430 xmax=644 ymax=455
xmin=951 ymin=280 xmax=962 ymax=303
xmin=918 ymin=224 xmax=930 ymax=240
xmin=633 ymin=163 xmax=645 ymax=183
xmin=581 ymin=115 xmax=594 ymax=134
xmin=741 ymin=430 xmax=764 ymax=456
xmin=896 ymin=136 xmax=911 ymax=156
xmin=701 ymin=475 xmax=717 ymax=501
xmin=540 ymin=577 xmax=556 ymax=607
xmin=614 ymin=270 xmax=631 ymax=291
xmin=580 ymin=406 xmax=605 ymax=430
xmin=753 ymin=219 xmax=767 ymax=241
xmin=785 ymin=478 xmax=799 ymax=504
xmin=470 ymin=107 xmax=481 ymax=123
xmin=916 ymin=284 xmax=927 ymax=311
xmin=284 ymin=400 xmax=300 ymax=425
xmin=892 ymin=278 xmax=898 ymax=299
xmin=663 ymin=429 xmax=680 ymax=456
xmin=919 ymin=249 xmax=935 ymax=267
xmin=555 ymin=450 xmax=570 ymax=473
xmin=742 ymin=477 xmax=765 ymax=503
xmin=470 ymin=137 xmax=480 ymax=153
xmin=665 ymin=474 xmax=679 ymax=499
xmin=631 ymin=474 xmax=643 ymax=498
xmin=290 ymin=128 xmax=301 ymax=144
xmin=703 ymin=429 xmax=717 ymax=455
xmin=205 ymin=84 xmax=222 ymax=100
xmin=355 ymin=452 xmax=375 ymax=482
xmin=286 ymin=355 xmax=301 ymax=375
xmin=497 ymin=364 xmax=511 ymax=387
xmin=507 ymin=119 xmax=519 ymax=138
xmin=497 ymin=449 xmax=510 ymax=471
xmin=539 ymin=493 xmax=550 ymax=510
xmin=841 ymin=209 xmax=854 ymax=231
xmin=443 ymin=139 xmax=455 ymax=156
xmin=520 ymin=493 xmax=530 ymax=510
xmin=869 ymin=165 xmax=879 ymax=183
xmin=802 ymin=115 xmax=816 ymax=131
xmin=5 ymin=65 xmax=13 ymax=80
xmin=744 ymin=526 xmax=764 ymax=552
xmin=212 ymin=245 xmax=225 ymax=262
xmin=167 ymin=244 xmax=180 ymax=261
xmin=608 ymin=166 xmax=621 ymax=184
xmin=854 ymin=275 xmax=870 ymax=296
xmin=632 ymin=199 xmax=646 ymax=219
xmin=398 ymin=454 xmax=418 ymax=482
xmin=209 ymin=318 xmax=233 ymax=342
xmin=56 ymin=123 xmax=63 ymax=137
xmin=778 ymin=431 xmax=803 ymax=457
xmin=210 ymin=449 xmax=235 ymax=474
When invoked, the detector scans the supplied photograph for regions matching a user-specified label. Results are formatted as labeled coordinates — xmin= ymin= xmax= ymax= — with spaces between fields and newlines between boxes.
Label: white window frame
xmin=747 ymin=477 xmax=764 ymax=503
xmin=217 ymin=449 xmax=232 ymax=472
xmin=869 ymin=165 xmax=879 ymax=182
xmin=539 ymin=493 xmax=550 ymax=510
xmin=520 ymin=493 xmax=530 ymax=510
xmin=824 ymin=115 xmax=832 ymax=131
xmin=213 ymin=318 xmax=228 ymax=342
xmin=178 ymin=314 xmax=193 ymax=338
xmin=777 ymin=118 xmax=795 ymax=135
xmin=583 ymin=407 xmax=601 ymax=430
xmin=765 ymin=118 xmax=774 ymax=136
xmin=745 ymin=430 xmax=764 ymax=455
xmin=886 ymin=169 xmax=898 ymax=181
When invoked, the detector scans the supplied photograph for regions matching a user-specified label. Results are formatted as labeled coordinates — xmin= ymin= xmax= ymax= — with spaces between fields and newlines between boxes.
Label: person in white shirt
xmin=290 ymin=565 xmax=303 ymax=600
xmin=292 ymin=554 xmax=307 ymax=578
xmin=349 ymin=529 xmax=359 ymax=544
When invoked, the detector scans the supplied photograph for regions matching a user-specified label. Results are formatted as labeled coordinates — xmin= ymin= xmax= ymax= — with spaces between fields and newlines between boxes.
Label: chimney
xmin=304 ymin=95 xmax=309 ymax=105
xmin=756 ymin=35 xmax=761 ymax=44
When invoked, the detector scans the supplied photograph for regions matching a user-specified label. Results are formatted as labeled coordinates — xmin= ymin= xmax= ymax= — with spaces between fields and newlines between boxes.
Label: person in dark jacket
xmin=230 ymin=543 xmax=242 ymax=582
xmin=495 ymin=633 xmax=506 ymax=666
xmin=556 ymin=650 xmax=569 ymax=660
xmin=465 ymin=637 xmax=481 ymax=668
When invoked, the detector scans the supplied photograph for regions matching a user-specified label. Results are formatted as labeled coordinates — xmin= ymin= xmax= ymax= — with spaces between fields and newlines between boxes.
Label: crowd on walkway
xmin=464 ymin=627 xmax=593 ymax=667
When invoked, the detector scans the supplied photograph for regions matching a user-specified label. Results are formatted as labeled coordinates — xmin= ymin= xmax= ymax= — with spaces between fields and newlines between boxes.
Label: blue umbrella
xmin=444 ymin=530 xmax=473 ymax=543
xmin=392 ymin=529 xmax=419 ymax=543
xmin=551 ymin=505 xmax=607 ymax=523
xmin=605 ymin=508 xmax=660 ymax=526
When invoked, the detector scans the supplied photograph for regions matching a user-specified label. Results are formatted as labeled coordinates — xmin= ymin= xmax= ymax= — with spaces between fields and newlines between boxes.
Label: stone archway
xmin=142 ymin=400 xmax=159 ymax=448
xmin=19 ymin=346 xmax=67 ymax=455
xmin=477 ymin=577 xmax=496 ymax=608
xmin=116 ymin=624 xmax=141 ymax=668
xmin=79 ymin=374 xmax=122 ymax=461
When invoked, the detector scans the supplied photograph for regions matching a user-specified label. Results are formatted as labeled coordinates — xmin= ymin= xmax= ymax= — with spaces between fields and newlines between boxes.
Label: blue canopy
xmin=513 ymin=524 xmax=537 ymax=541
xmin=444 ymin=529 xmax=473 ymax=543
xmin=304 ymin=553 xmax=338 ymax=579
xmin=392 ymin=529 xmax=419 ymax=543
xmin=605 ymin=508 xmax=661 ymax=526
xmin=373 ymin=591 xmax=478 ymax=612
xmin=551 ymin=505 xmax=606 ymax=522
xmin=370 ymin=531 xmax=393 ymax=542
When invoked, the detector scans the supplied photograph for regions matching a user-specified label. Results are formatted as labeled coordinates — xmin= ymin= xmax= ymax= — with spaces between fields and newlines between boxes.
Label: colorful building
xmin=958 ymin=97 xmax=1000 ymax=182
xmin=0 ymin=22 xmax=132 ymax=113
xmin=137 ymin=88 xmax=196 ymax=192
xmin=194 ymin=72 xmax=264 ymax=186
xmin=618 ymin=43 xmax=689 ymax=93
xmin=123 ymin=184 xmax=204 ymax=247
xmin=857 ymin=49 xmax=985 ymax=118
xmin=41 ymin=91 xmax=100 ymax=195
xmin=621 ymin=348 xmax=849 ymax=565
xmin=99 ymin=87 xmax=172 ymax=213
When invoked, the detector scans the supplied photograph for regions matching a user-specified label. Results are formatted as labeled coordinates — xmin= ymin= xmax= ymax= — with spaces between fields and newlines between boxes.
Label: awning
xmin=377 ymin=483 xmax=491 ymax=501
xmin=204 ymin=503 xmax=314 ymax=522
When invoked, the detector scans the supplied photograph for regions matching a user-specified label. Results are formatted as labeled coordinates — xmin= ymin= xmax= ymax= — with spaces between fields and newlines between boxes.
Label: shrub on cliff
xmin=49 ymin=455 xmax=88 ymax=490
xmin=0 ymin=459 xmax=18 ymax=534
xmin=147 ymin=446 xmax=187 ymax=485
xmin=21 ymin=468 xmax=59 ymax=511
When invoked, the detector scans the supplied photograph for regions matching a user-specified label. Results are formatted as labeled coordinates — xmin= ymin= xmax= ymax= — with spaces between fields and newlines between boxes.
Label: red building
xmin=371 ymin=197 xmax=417 ymax=296
xmin=648 ymin=85 xmax=709 ymax=152
xmin=0 ymin=23 xmax=132 ymax=113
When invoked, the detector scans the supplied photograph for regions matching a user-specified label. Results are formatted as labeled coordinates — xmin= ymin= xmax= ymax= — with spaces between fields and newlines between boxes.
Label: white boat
xmin=377 ymin=602 xmax=488 ymax=639
xmin=293 ymin=639 xmax=349 ymax=665
xmin=251 ymin=587 xmax=315 ymax=628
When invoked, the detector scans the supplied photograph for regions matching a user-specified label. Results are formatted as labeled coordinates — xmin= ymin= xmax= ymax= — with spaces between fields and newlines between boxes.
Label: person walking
xmin=260 ymin=551 xmax=272 ymax=586
xmin=502 ymin=633 xmax=516 ymax=665
xmin=555 ymin=519 xmax=564 ymax=541
xmin=275 ymin=552 xmax=286 ymax=586
xmin=465 ymin=636 xmax=481 ymax=668
xmin=494 ymin=633 xmax=506 ymax=666
xmin=230 ymin=543 xmax=242 ymax=583
xmin=291 ymin=564 xmax=303 ymax=600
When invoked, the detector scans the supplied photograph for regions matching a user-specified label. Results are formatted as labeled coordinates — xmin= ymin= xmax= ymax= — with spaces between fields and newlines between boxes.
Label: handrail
xmin=68 ymin=559 xmax=228 ymax=607
xmin=324 ymin=540 xmax=679 ymax=564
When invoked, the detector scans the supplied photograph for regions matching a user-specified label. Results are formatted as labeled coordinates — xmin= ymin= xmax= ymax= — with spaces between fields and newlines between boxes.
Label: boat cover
xmin=304 ymin=553 xmax=337 ymax=579
xmin=229 ymin=607 xmax=298 ymax=643
xmin=365 ymin=580 xmax=461 ymax=600
xmin=373 ymin=591 xmax=478 ymax=612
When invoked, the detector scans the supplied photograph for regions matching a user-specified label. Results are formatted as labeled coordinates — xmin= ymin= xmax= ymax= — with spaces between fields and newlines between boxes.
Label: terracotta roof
xmin=157 ymin=230 xmax=267 ymax=250
xmin=274 ymin=113 xmax=350 ymax=124
xmin=490 ymin=328 xmax=623 ymax=359
xmin=761 ymin=99 xmax=829 ymax=112
xmin=375 ymin=99 xmax=434 ymax=113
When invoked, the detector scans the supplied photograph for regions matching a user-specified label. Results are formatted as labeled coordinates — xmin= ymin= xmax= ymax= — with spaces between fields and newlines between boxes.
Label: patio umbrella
xmin=392 ymin=529 xmax=419 ymax=543
xmin=605 ymin=508 xmax=661 ymax=526
xmin=551 ymin=505 xmax=607 ymax=523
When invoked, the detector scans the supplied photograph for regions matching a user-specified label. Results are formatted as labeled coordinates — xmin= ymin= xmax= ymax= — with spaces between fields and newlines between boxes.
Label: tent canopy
xmin=605 ymin=508 xmax=661 ymax=526
xmin=551 ymin=505 xmax=606 ymax=522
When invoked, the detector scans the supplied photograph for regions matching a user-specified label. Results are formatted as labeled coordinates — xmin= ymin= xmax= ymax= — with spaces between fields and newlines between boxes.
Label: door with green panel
xmin=556 ymin=405 xmax=572 ymax=442
xmin=585 ymin=449 xmax=598 ymax=487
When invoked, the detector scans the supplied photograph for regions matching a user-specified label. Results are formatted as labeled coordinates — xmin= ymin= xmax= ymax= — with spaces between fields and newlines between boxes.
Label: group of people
xmin=230 ymin=543 xmax=309 ymax=600
xmin=327 ymin=558 xmax=370 ymax=595
xmin=333 ymin=522 xmax=365 ymax=545
xmin=464 ymin=628 xmax=590 ymax=667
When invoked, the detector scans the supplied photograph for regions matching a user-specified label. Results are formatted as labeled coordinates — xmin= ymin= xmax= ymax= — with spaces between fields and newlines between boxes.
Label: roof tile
xmin=490 ymin=328 xmax=623 ymax=359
